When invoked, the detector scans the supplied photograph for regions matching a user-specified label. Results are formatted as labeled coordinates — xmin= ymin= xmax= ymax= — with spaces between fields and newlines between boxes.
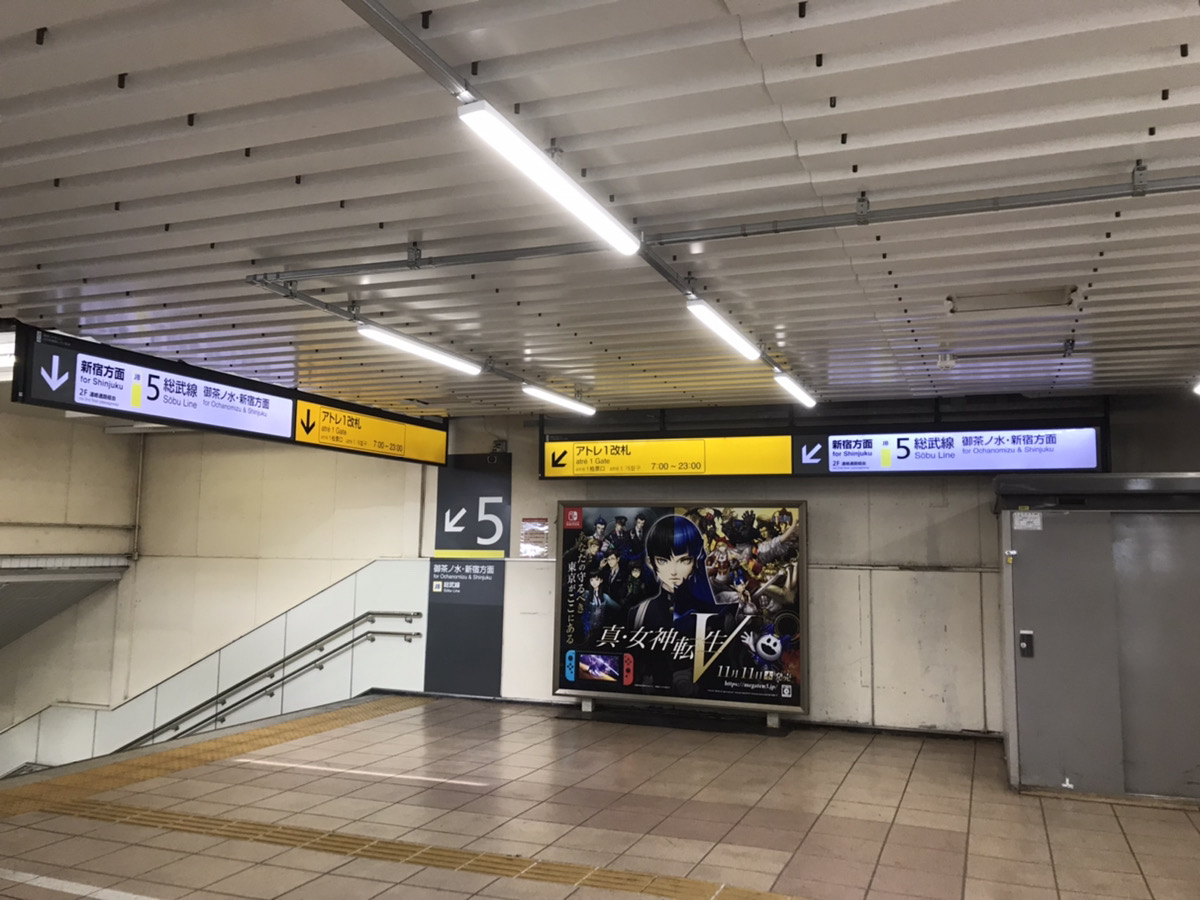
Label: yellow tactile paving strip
xmin=0 ymin=696 xmax=429 ymax=817
xmin=0 ymin=696 xmax=801 ymax=900
xmin=24 ymin=799 xmax=792 ymax=900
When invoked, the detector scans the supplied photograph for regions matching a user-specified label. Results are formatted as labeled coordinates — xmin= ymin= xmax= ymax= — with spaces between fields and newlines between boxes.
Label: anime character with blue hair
xmin=627 ymin=514 xmax=727 ymax=630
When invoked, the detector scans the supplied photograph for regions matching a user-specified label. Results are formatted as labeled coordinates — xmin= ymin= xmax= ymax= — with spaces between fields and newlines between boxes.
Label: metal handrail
xmin=170 ymin=629 xmax=422 ymax=742
xmin=119 ymin=611 xmax=422 ymax=751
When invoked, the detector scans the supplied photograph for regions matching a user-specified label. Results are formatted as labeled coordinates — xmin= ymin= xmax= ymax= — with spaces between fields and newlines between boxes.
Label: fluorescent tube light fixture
xmin=357 ymin=323 xmax=482 ymax=376
xmin=1193 ymin=381 xmax=1200 ymax=396
xmin=774 ymin=372 xmax=817 ymax=408
xmin=457 ymin=100 xmax=640 ymax=256
xmin=0 ymin=332 xmax=13 ymax=381
xmin=522 ymin=384 xmax=596 ymax=416
xmin=686 ymin=298 xmax=761 ymax=361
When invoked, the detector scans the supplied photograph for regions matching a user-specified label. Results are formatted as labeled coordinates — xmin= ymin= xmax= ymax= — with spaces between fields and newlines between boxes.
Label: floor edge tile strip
xmin=21 ymin=799 xmax=801 ymax=900
xmin=0 ymin=696 xmax=430 ymax=815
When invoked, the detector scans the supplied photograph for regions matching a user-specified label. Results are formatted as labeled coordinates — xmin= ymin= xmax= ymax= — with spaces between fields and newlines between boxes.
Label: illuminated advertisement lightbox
xmin=555 ymin=503 xmax=808 ymax=714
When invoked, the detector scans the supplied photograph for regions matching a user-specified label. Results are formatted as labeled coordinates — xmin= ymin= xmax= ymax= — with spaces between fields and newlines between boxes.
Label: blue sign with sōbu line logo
xmin=826 ymin=427 xmax=1099 ymax=473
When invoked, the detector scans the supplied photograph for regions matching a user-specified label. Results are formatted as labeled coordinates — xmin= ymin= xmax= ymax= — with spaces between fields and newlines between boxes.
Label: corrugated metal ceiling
xmin=3 ymin=0 xmax=1199 ymax=418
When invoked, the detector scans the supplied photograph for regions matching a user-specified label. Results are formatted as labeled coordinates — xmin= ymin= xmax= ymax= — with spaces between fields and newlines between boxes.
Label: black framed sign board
xmin=554 ymin=502 xmax=808 ymax=714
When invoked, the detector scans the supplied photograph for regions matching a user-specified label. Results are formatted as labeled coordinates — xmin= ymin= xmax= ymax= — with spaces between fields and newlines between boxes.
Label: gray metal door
xmin=1011 ymin=511 xmax=1125 ymax=794
xmin=1112 ymin=513 xmax=1200 ymax=799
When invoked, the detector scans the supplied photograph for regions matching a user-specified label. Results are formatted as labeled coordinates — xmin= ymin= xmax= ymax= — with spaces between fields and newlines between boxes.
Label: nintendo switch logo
xmin=564 ymin=507 xmax=583 ymax=529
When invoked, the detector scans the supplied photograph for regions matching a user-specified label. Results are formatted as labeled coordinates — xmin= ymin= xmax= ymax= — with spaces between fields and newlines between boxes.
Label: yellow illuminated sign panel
xmin=543 ymin=436 xmax=792 ymax=477
xmin=295 ymin=401 xmax=446 ymax=464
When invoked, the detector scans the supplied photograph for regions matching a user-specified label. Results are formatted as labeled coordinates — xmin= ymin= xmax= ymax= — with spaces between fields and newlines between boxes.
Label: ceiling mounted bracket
xmin=855 ymin=192 xmax=870 ymax=225
xmin=1131 ymin=160 xmax=1148 ymax=197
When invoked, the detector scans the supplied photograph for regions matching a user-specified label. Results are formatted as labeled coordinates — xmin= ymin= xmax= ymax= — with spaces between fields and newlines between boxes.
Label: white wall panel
xmin=500 ymin=560 xmax=558 ymax=703
xmin=354 ymin=558 xmax=429 ymax=616
xmin=154 ymin=653 xmax=219 ymax=733
xmin=92 ymin=690 xmax=155 ymax=757
xmin=0 ymin=719 xmax=39 ymax=777
xmin=192 ymin=558 xmax=259 ymax=662
xmin=871 ymin=570 xmax=985 ymax=731
xmin=255 ymin=557 xmax=340 ymax=623
xmin=330 ymin=452 xmax=414 ymax=560
xmin=258 ymin=445 xmax=337 ymax=560
xmin=981 ymin=571 xmax=1004 ymax=734
xmin=36 ymin=706 xmax=96 ymax=766
xmin=350 ymin=635 xmax=425 ymax=696
xmin=868 ymin=477 xmax=987 ymax=568
xmin=807 ymin=568 xmax=873 ymax=724
xmin=283 ymin=576 xmax=355 ymax=654
xmin=138 ymin=434 xmax=203 ymax=556
xmin=281 ymin=647 xmax=352 ymax=714
xmin=219 ymin=617 xmax=286 ymax=691
xmin=65 ymin=420 xmax=139 ymax=527
xmin=350 ymin=559 xmax=430 ymax=696
xmin=803 ymin=480 xmax=873 ymax=567
xmin=196 ymin=436 xmax=265 ymax=558
xmin=69 ymin=586 xmax=119 ymax=706
xmin=218 ymin=687 xmax=283 ymax=728
xmin=126 ymin=556 xmax=197 ymax=692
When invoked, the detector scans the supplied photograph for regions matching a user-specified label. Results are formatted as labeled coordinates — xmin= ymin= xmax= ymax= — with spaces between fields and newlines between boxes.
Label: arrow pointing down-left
xmin=40 ymin=355 xmax=69 ymax=391
xmin=444 ymin=508 xmax=466 ymax=532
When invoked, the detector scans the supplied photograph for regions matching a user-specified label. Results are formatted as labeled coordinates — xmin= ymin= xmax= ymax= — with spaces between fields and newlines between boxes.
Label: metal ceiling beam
xmin=341 ymin=0 xmax=476 ymax=101
xmin=648 ymin=172 xmax=1200 ymax=246
xmin=253 ymin=241 xmax=603 ymax=283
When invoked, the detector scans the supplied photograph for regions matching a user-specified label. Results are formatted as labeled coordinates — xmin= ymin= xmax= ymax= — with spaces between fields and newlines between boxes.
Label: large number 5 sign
xmin=477 ymin=497 xmax=504 ymax=545
xmin=434 ymin=455 xmax=512 ymax=557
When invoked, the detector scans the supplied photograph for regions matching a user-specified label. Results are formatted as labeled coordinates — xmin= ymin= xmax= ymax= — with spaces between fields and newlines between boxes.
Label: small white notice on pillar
xmin=1012 ymin=511 xmax=1043 ymax=531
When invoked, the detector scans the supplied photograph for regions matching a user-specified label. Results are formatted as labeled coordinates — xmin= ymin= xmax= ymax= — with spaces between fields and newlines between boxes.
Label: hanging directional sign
xmin=542 ymin=426 xmax=1100 ymax=477
xmin=823 ymin=427 xmax=1099 ymax=473
xmin=294 ymin=400 xmax=446 ymax=464
xmin=11 ymin=323 xmax=446 ymax=465
xmin=542 ymin=436 xmax=793 ymax=477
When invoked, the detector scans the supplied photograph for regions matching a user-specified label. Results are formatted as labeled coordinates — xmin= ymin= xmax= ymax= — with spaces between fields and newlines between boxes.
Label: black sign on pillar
xmin=433 ymin=453 xmax=512 ymax=555
xmin=425 ymin=453 xmax=512 ymax=698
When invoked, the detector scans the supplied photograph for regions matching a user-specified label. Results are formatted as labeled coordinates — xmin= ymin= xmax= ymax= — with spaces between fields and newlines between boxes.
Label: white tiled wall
xmin=0 ymin=393 xmax=138 ymax=554
xmin=0 ymin=426 xmax=426 ymax=731
xmin=124 ymin=432 xmax=424 ymax=699
xmin=461 ymin=417 xmax=1005 ymax=734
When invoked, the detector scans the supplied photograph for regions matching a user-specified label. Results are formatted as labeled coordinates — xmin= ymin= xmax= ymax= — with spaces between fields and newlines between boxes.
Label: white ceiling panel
xmin=2 ymin=0 xmax=1199 ymax=419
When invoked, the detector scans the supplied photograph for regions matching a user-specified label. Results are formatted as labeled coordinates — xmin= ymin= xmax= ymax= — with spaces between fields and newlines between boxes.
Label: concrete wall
xmin=0 ymin=424 xmax=427 ymax=729
xmin=0 ymin=391 xmax=139 ymax=555
xmin=116 ymin=431 xmax=426 ymax=701
xmin=450 ymin=417 xmax=1003 ymax=734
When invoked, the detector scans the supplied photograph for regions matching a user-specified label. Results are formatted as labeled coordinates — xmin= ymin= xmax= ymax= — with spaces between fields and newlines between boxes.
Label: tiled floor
xmin=1 ymin=699 xmax=1198 ymax=900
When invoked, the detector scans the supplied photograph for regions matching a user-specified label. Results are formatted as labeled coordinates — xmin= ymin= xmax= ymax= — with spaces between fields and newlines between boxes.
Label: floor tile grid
xmin=0 ymin=697 xmax=431 ymax=818
xmin=4 ymin=710 xmax=883 ymax=900
xmin=859 ymin=737 xmax=935 ymax=900
xmin=0 ymin=798 xmax=796 ymax=900
xmin=233 ymin=709 xmax=987 ymax=898
xmin=7 ymin=699 xmax=1200 ymax=900
xmin=221 ymin=709 xmax=1197 ymax=900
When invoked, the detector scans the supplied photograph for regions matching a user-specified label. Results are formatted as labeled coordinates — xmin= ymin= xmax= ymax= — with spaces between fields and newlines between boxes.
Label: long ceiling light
xmin=685 ymin=297 xmax=762 ymax=361
xmin=0 ymin=332 xmax=14 ymax=380
xmin=774 ymin=371 xmax=817 ymax=408
xmin=522 ymin=384 xmax=596 ymax=416
xmin=357 ymin=323 xmax=482 ymax=376
xmin=458 ymin=100 xmax=641 ymax=257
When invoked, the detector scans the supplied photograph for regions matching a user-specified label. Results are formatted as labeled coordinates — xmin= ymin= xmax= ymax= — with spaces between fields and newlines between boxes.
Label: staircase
xmin=0 ymin=557 xmax=430 ymax=775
